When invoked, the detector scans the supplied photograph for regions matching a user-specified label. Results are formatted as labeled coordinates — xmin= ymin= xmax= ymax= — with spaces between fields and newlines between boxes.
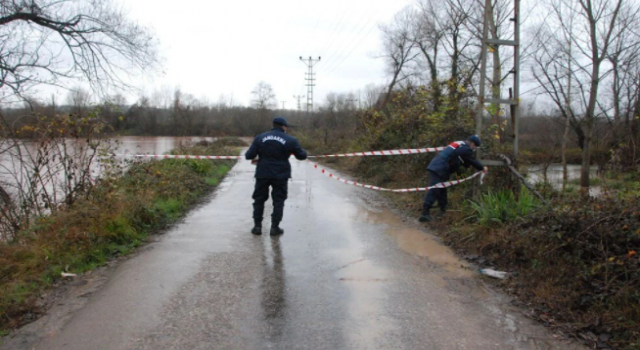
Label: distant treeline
xmin=0 ymin=88 xmax=630 ymax=170
xmin=0 ymin=102 xmax=301 ymax=137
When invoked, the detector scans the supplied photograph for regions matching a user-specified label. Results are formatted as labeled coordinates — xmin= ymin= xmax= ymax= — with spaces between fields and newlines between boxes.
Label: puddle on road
xmin=360 ymin=209 xmax=475 ymax=278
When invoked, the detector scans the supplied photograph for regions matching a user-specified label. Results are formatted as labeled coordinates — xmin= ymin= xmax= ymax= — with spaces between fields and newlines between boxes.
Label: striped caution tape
xmin=115 ymin=153 xmax=485 ymax=192
xmin=121 ymin=154 xmax=244 ymax=160
xmin=116 ymin=146 xmax=447 ymax=160
xmin=309 ymin=161 xmax=485 ymax=192
xmin=306 ymin=147 xmax=446 ymax=158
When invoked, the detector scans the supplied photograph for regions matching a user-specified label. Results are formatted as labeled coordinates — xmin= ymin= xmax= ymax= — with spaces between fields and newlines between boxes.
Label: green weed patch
xmin=468 ymin=188 xmax=540 ymax=226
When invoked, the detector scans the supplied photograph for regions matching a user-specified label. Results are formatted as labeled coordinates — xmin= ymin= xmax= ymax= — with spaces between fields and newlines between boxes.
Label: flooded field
xmin=0 ymin=136 xmax=219 ymax=202
xmin=522 ymin=164 xmax=601 ymax=196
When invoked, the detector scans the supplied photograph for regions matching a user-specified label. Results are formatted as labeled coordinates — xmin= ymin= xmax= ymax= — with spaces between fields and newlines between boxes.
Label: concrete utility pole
xmin=281 ymin=101 xmax=287 ymax=110
xmin=293 ymin=95 xmax=305 ymax=111
xmin=299 ymin=56 xmax=321 ymax=115
xmin=476 ymin=0 xmax=521 ymax=160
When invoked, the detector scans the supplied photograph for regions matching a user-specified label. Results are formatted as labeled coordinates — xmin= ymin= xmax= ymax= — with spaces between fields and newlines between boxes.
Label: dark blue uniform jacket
xmin=245 ymin=127 xmax=307 ymax=179
xmin=427 ymin=141 xmax=484 ymax=178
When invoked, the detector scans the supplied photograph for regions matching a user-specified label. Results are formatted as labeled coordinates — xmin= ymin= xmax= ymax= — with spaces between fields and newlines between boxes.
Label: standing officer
xmin=420 ymin=135 xmax=488 ymax=222
xmin=245 ymin=117 xmax=307 ymax=236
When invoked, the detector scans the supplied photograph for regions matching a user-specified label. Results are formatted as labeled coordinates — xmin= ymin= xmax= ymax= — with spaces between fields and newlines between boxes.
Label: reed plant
xmin=468 ymin=188 xmax=540 ymax=226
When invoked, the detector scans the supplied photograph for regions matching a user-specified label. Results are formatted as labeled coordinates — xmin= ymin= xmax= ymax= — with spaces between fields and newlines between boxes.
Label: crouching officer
xmin=419 ymin=135 xmax=488 ymax=222
xmin=245 ymin=117 xmax=307 ymax=236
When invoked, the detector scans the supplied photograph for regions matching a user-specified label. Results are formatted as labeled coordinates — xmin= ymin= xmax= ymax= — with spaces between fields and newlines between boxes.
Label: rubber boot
xmin=251 ymin=222 xmax=262 ymax=235
xmin=435 ymin=210 xmax=446 ymax=220
xmin=419 ymin=211 xmax=433 ymax=223
xmin=270 ymin=226 xmax=284 ymax=236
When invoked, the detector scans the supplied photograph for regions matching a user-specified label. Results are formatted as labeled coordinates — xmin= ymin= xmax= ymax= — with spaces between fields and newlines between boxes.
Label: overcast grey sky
xmin=120 ymin=0 xmax=413 ymax=108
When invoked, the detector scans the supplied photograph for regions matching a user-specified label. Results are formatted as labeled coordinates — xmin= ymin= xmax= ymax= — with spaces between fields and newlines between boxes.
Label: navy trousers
xmin=423 ymin=170 xmax=450 ymax=213
xmin=253 ymin=178 xmax=288 ymax=226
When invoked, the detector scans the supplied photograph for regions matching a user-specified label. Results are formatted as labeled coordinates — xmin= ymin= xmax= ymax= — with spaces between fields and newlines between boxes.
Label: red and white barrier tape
xmin=306 ymin=147 xmax=445 ymax=158
xmin=309 ymin=161 xmax=485 ymax=192
xmin=116 ymin=146 xmax=446 ymax=160
xmin=122 ymin=154 xmax=243 ymax=160
xmin=114 ymin=153 xmax=485 ymax=192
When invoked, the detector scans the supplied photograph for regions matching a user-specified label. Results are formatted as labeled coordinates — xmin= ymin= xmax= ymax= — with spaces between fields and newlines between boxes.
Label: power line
xmin=299 ymin=56 xmax=321 ymax=114
xmin=324 ymin=22 xmax=379 ymax=77
xmin=318 ymin=10 xmax=350 ymax=55
xmin=301 ymin=0 xmax=326 ymax=55
xmin=319 ymin=10 xmax=373 ymax=71
xmin=319 ymin=10 xmax=372 ymax=71
xmin=319 ymin=6 xmax=387 ymax=76
xmin=293 ymin=94 xmax=305 ymax=111
xmin=322 ymin=20 xmax=375 ymax=75
xmin=320 ymin=9 xmax=366 ymax=64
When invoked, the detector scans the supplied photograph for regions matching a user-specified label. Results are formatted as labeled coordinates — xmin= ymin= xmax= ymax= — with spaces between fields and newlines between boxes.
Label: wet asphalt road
xmin=2 ymin=158 xmax=584 ymax=350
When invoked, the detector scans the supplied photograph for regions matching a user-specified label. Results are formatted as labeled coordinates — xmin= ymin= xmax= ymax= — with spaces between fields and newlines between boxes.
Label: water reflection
xmin=0 ymin=136 xmax=217 ymax=197
xmin=523 ymin=164 xmax=598 ymax=187
xmin=114 ymin=136 xmax=216 ymax=155
xmin=523 ymin=164 xmax=602 ymax=196
xmin=261 ymin=237 xmax=286 ymax=339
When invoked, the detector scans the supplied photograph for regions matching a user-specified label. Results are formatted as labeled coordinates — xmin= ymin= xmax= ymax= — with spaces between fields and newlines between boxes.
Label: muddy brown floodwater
xmin=0 ymin=136 xmax=217 ymax=194
xmin=1 ymin=154 xmax=586 ymax=350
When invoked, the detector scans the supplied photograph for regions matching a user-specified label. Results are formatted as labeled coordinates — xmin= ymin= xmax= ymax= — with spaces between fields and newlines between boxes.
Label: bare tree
xmin=573 ymin=0 xmax=636 ymax=195
xmin=0 ymin=0 xmax=159 ymax=99
xmin=360 ymin=83 xmax=385 ymax=109
xmin=445 ymin=0 xmax=483 ymax=92
xmin=170 ymin=88 xmax=203 ymax=135
xmin=66 ymin=86 xmax=92 ymax=114
xmin=379 ymin=7 xmax=419 ymax=108
xmin=412 ymin=0 xmax=444 ymax=90
xmin=605 ymin=8 xmax=640 ymax=125
xmin=530 ymin=0 xmax=640 ymax=195
xmin=0 ymin=113 xmax=117 ymax=240
xmin=528 ymin=0 xmax=578 ymax=190
xmin=251 ymin=81 xmax=277 ymax=110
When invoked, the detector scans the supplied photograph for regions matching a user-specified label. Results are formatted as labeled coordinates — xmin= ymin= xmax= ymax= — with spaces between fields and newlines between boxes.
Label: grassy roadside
xmin=294 ymin=83 xmax=639 ymax=348
xmin=0 ymin=139 xmax=242 ymax=334
xmin=303 ymin=139 xmax=639 ymax=349
xmin=433 ymin=191 xmax=640 ymax=350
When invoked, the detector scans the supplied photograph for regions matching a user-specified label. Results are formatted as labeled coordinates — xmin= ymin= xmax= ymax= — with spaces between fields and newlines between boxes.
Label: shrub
xmin=468 ymin=188 xmax=540 ymax=226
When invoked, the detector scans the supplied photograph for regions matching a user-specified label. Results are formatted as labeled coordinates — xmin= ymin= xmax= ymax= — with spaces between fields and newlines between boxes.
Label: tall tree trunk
xmin=580 ymin=5 xmax=601 ymax=197
xmin=580 ymin=131 xmax=593 ymax=196
xmin=450 ymin=30 xmax=459 ymax=95
xmin=382 ymin=72 xmax=400 ymax=110
xmin=633 ymin=88 xmax=640 ymax=165
xmin=612 ymin=60 xmax=621 ymax=122
xmin=562 ymin=111 xmax=571 ymax=191
xmin=418 ymin=44 xmax=440 ymax=110
xmin=448 ymin=31 xmax=460 ymax=117
xmin=562 ymin=6 xmax=574 ymax=192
